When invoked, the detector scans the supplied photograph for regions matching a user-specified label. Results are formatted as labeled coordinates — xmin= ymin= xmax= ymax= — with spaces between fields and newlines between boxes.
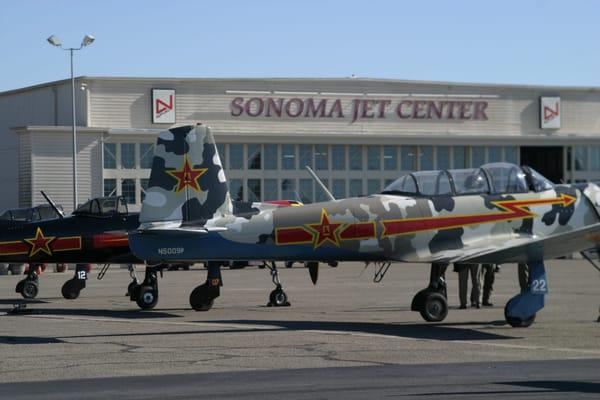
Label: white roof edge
xmin=3 ymin=75 xmax=600 ymax=97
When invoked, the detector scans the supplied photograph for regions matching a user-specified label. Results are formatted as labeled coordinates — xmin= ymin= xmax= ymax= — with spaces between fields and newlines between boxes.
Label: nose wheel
xmin=190 ymin=261 xmax=222 ymax=311
xmin=15 ymin=268 xmax=40 ymax=299
xmin=61 ymin=264 xmax=88 ymax=300
xmin=266 ymin=262 xmax=290 ymax=307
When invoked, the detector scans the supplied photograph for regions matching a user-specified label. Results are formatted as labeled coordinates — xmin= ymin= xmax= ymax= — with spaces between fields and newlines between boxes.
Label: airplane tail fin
xmin=140 ymin=124 xmax=232 ymax=225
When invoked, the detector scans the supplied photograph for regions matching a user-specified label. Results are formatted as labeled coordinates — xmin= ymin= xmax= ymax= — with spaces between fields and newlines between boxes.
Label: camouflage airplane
xmin=129 ymin=124 xmax=600 ymax=327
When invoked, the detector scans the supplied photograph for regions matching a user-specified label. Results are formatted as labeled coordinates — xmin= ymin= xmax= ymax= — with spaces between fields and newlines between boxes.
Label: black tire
xmin=504 ymin=301 xmax=536 ymax=328
xmin=328 ymin=261 xmax=339 ymax=268
xmin=285 ymin=261 xmax=294 ymax=268
xmin=136 ymin=286 xmax=158 ymax=310
xmin=61 ymin=280 xmax=81 ymax=300
xmin=189 ymin=285 xmax=215 ymax=311
xmin=21 ymin=280 xmax=39 ymax=299
xmin=127 ymin=281 xmax=138 ymax=297
xmin=419 ymin=292 xmax=448 ymax=322
xmin=269 ymin=288 xmax=288 ymax=307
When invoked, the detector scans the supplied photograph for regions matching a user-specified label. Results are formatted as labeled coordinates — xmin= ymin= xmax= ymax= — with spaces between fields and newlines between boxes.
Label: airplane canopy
xmin=73 ymin=196 xmax=129 ymax=216
xmin=382 ymin=162 xmax=554 ymax=196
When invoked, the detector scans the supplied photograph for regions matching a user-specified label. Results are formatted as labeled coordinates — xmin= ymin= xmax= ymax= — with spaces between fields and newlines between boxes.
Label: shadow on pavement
xmin=0 ymin=307 xmax=180 ymax=319
xmin=206 ymin=319 xmax=516 ymax=341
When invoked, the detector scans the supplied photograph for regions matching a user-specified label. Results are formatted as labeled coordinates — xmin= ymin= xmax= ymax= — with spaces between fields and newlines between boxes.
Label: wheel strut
xmin=266 ymin=261 xmax=290 ymax=307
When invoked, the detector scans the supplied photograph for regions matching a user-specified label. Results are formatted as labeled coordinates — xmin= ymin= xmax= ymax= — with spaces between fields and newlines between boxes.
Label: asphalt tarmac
xmin=0 ymin=260 xmax=599 ymax=399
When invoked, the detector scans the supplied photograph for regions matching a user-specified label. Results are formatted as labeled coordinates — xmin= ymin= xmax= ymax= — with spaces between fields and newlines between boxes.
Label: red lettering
xmin=427 ymin=101 xmax=443 ymax=119
xmin=412 ymin=101 xmax=426 ymax=119
xmin=230 ymin=97 xmax=244 ymax=117
xmin=459 ymin=101 xmax=473 ymax=119
xmin=285 ymin=98 xmax=304 ymax=117
xmin=446 ymin=101 xmax=456 ymax=119
xmin=396 ymin=100 xmax=412 ymax=119
xmin=361 ymin=100 xmax=375 ymax=118
xmin=473 ymin=101 xmax=488 ymax=120
xmin=377 ymin=100 xmax=391 ymax=118
xmin=327 ymin=99 xmax=344 ymax=118
xmin=265 ymin=98 xmax=283 ymax=117
xmin=305 ymin=99 xmax=327 ymax=117
xmin=245 ymin=97 xmax=264 ymax=117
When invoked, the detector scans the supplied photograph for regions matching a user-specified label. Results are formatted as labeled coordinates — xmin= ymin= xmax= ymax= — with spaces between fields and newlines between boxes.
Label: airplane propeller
xmin=307 ymin=261 xmax=319 ymax=285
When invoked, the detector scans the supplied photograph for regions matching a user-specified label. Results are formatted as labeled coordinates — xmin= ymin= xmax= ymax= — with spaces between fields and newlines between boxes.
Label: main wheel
xmin=189 ymin=285 xmax=216 ymax=311
xmin=61 ymin=279 xmax=81 ymax=300
xmin=21 ymin=280 xmax=39 ymax=299
xmin=136 ymin=286 xmax=158 ymax=310
xmin=127 ymin=281 xmax=138 ymax=297
xmin=504 ymin=301 xmax=536 ymax=328
xmin=269 ymin=288 xmax=288 ymax=307
xmin=419 ymin=292 xmax=448 ymax=322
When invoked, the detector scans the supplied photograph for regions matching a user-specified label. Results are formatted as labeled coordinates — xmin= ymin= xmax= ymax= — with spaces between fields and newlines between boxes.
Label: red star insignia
xmin=306 ymin=209 xmax=344 ymax=249
xmin=24 ymin=227 xmax=55 ymax=257
xmin=166 ymin=155 xmax=208 ymax=193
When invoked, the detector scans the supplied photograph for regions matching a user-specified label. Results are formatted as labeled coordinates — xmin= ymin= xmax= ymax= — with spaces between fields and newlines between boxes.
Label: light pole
xmin=46 ymin=34 xmax=95 ymax=211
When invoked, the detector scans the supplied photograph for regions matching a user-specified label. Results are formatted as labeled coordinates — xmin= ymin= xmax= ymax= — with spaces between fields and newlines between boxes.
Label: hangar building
xmin=0 ymin=77 xmax=599 ymax=213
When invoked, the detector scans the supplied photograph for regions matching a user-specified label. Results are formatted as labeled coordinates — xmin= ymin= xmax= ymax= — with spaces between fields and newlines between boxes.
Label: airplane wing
xmin=431 ymin=223 xmax=600 ymax=264
xmin=137 ymin=221 xmax=227 ymax=236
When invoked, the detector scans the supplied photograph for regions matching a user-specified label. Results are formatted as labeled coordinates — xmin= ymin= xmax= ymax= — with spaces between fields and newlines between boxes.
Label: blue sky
xmin=1 ymin=0 xmax=599 ymax=91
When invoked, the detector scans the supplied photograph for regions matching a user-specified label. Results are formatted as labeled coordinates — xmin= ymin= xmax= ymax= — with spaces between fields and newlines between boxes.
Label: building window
xmin=332 ymin=145 xmax=346 ymax=170
xmin=103 ymin=143 xmax=116 ymax=169
xmin=247 ymin=178 xmax=261 ymax=201
xmin=590 ymin=147 xmax=600 ymax=171
xmin=247 ymin=144 xmax=261 ymax=170
xmin=121 ymin=143 xmax=135 ymax=169
xmin=281 ymin=178 xmax=296 ymax=199
xmin=299 ymin=179 xmax=314 ymax=203
xmin=367 ymin=179 xmax=380 ymax=194
xmin=282 ymin=144 xmax=296 ymax=170
xmin=488 ymin=147 xmax=502 ymax=163
xmin=315 ymin=144 xmax=329 ymax=170
xmin=367 ymin=146 xmax=381 ymax=170
xmin=315 ymin=179 xmax=330 ymax=202
xmin=349 ymin=179 xmax=363 ymax=197
xmin=121 ymin=179 xmax=136 ymax=204
xmin=139 ymin=143 xmax=154 ymax=169
xmin=230 ymin=179 xmax=244 ymax=201
xmin=383 ymin=146 xmax=397 ymax=170
xmin=332 ymin=179 xmax=346 ymax=199
xmin=299 ymin=145 xmax=312 ymax=169
xmin=264 ymin=179 xmax=278 ymax=200
xmin=217 ymin=143 xmax=226 ymax=169
xmin=437 ymin=146 xmax=450 ymax=170
xmin=229 ymin=144 xmax=243 ymax=169
xmin=471 ymin=146 xmax=485 ymax=167
xmin=401 ymin=146 xmax=416 ymax=171
xmin=575 ymin=146 xmax=587 ymax=171
xmin=264 ymin=144 xmax=278 ymax=170
xmin=103 ymin=178 xmax=116 ymax=197
xmin=140 ymin=178 xmax=149 ymax=202
xmin=504 ymin=146 xmax=518 ymax=164
xmin=349 ymin=145 xmax=362 ymax=170
xmin=420 ymin=146 xmax=433 ymax=170
xmin=453 ymin=146 xmax=467 ymax=168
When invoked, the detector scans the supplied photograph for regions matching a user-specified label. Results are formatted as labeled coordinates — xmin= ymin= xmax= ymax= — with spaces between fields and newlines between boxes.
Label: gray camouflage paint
xmin=131 ymin=125 xmax=600 ymax=265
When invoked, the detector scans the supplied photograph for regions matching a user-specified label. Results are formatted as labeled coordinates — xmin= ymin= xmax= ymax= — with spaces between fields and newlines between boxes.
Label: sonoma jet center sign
xmin=230 ymin=97 xmax=489 ymax=123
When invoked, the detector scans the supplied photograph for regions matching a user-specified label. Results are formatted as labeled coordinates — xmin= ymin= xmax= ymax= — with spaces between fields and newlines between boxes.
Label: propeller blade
xmin=307 ymin=261 xmax=319 ymax=285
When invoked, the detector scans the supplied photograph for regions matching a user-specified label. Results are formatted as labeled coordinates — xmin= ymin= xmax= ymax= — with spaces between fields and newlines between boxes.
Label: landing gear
xmin=15 ymin=265 xmax=41 ymax=299
xmin=61 ymin=264 xmax=88 ymax=300
xmin=190 ymin=261 xmax=222 ymax=311
xmin=504 ymin=260 xmax=546 ymax=328
xmin=125 ymin=264 xmax=139 ymax=297
xmin=412 ymin=263 xmax=449 ymax=322
xmin=266 ymin=261 xmax=290 ymax=307
xmin=130 ymin=266 xmax=159 ymax=310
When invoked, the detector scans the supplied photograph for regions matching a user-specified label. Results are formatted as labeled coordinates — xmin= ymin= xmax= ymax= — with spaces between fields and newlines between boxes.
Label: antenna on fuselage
xmin=40 ymin=191 xmax=65 ymax=219
xmin=305 ymin=165 xmax=336 ymax=201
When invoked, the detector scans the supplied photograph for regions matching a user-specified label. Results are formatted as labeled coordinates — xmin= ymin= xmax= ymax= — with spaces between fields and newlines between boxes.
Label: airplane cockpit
xmin=72 ymin=196 xmax=129 ymax=217
xmin=381 ymin=162 xmax=554 ymax=197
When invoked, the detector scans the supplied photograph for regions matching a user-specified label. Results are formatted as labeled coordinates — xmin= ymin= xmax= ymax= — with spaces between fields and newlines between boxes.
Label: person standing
xmin=480 ymin=263 xmax=496 ymax=306
xmin=455 ymin=263 xmax=481 ymax=309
